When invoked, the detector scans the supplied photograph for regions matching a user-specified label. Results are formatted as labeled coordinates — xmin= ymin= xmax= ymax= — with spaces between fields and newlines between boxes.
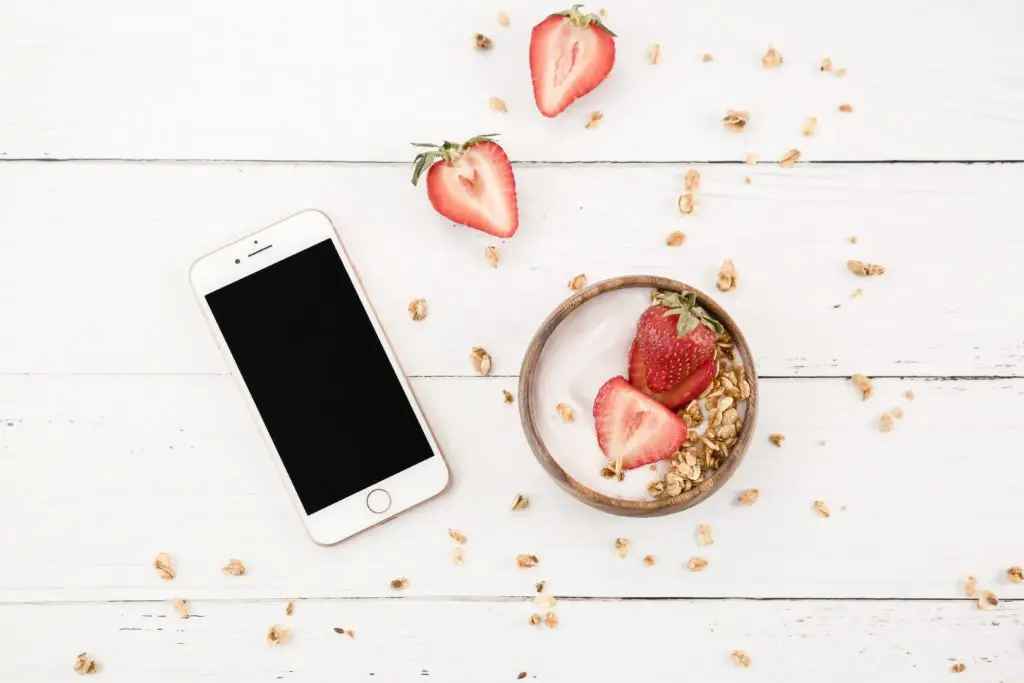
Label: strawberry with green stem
xmin=411 ymin=134 xmax=518 ymax=238
xmin=634 ymin=291 xmax=724 ymax=394
xmin=530 ymin=5 xmax=616 ymax=117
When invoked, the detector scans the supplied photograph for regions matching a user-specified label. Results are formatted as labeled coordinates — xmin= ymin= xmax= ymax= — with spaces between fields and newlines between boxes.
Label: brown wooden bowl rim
xmin=518 ymin=275 xmax=759 ymax=517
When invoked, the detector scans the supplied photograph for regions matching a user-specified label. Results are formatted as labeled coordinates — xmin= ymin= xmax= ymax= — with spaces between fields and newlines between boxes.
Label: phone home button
xmin=366 ymin=488 xmax=392 ymax=514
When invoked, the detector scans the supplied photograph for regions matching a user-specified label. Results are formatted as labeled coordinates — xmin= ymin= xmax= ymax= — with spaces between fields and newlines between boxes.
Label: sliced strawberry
xmin=411 ymin=134 xmax=518 ymax=238
xmin=635 ymin=291 xmax=723 ymax=393
xmin=530 ymin=6 xmax=616 ymax=117
xmin=628 ymin=340 xmax=716 ymax=410
xmin=593 ymin=376 xmax=688 ymax=470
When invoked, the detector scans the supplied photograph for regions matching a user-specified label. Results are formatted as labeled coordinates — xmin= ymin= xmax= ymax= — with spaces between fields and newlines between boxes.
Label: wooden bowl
xmin=518 ymin=275 xmax=758 ymax=517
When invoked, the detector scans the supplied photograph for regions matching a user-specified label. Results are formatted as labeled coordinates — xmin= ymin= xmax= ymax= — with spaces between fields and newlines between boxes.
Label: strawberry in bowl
xmin=593 ymin=376 xmax=689 ymax=474
xmin=411 ymin=134 xmax=518 ymax=238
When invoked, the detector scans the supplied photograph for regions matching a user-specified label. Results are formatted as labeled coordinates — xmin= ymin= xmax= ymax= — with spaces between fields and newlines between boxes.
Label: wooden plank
xmin=1 ymin=162 xmax=1022 ymax=377
xmin=2 ymin=598 xmax=1020 ymax=681
xmin=0 ymin=0 xmax=1021 ymax=161
xmin=1 ymin=374 xmax=1021 ymax=602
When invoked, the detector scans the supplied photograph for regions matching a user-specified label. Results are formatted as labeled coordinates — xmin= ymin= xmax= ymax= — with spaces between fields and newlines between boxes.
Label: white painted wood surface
xmin=2 ymin=599 xmax=1021 ymax=682
xmin=1 ymin=0 xmax=1022 ymax=161
xmin=2 ymin=162 xmax=1023 ymax=377
xmin=3 ymin=0 xmax=1023 ymax=678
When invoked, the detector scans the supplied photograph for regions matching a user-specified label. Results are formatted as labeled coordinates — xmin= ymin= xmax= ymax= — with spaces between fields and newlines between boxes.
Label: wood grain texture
xmin=1 ymin=374 xmax=1021 ymax=602
xmin=2 ymin=599 xmax=1020 ymax=681
xmin=1 ymin=162 xmax=1022 ymax=377
xmin=0 ymin=0 xmax=1022 ymax=161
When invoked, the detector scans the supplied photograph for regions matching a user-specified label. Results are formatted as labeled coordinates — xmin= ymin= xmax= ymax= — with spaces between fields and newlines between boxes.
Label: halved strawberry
xmin=628 ymin=340 xmax=716 ymax=410
xmin=411 ymin=134 xmax=518 ymax=238
xmin=635 ymin=291 xmax=724 ymax=393
xmin=530 ymin=5 xmax=616 ymax=117
xmin=593 ymin=376 xmax=688 ymax=470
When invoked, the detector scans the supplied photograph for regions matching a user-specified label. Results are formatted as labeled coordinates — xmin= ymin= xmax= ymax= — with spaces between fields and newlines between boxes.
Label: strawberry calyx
xmin=653 ymin=290 xmax=725 ymax=338
xmin=410 ymin=133 xmax=500 ymax=186
xmin=550 ymin=4 xmax=617 ymax=37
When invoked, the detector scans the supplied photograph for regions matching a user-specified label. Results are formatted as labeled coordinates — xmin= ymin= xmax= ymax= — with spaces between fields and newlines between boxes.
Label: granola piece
xmin=222 ymin=558 xmax=247 ymax=576
xmin=488 ymin=96 xmax=507 ymax=113
xmin=510 ymin=494 xmax=530 ymax=511
xmin=643 ymin=555 xmax=655 ymax=567
xmin=702 ymin=53 xmax=713 ymax=62
xmin=502 ymin=390 xmax=514 ymax=404
xmin=408 ymin=298 xmax=427 ymax=321
xmin=528 ymin=614 xmax=542 ymax=626
xmin=448 ymin=528 xmax=467 ymax=544
xmin=836 ymin=67 xmax=847 ymax=77
xmin=820 ymin=57 xmax=833 ymax=72
xmin=813 ymin=500 xmax=831 ymax=518
xmin=745 ymin=152 xmax=758 ymax=165
xmin=905 ymin=390 xmax=915 ymax=401
xmin=585 ymin=111 xmax=604 ymax=129
xmin=497 ymin=10 xmax=510 ymax=26
xmin=964 ymin=575 xmax=977 ymax=598
xmin=535 ymin=589 xmax=556 ymax=608
xmin=680 ymin=400 xmax=703 ymax=428
xmin=285 ymin=601 xmax=294 ymax=616
xmin=879 ymin=412 xmax=895 ymax=432
xmin=173 ymin=597 xmax=190 ymax=619
xmin=716 ymin=258 xmax=738 ymax=292
xmin=665 ymin=231 xmax=686 ymax=247
xmin=779 ymin=149 xmax=801 ymax=168
xmin=684 ymin=169 xmax=701 ymax=191
xmin=698 ymin=523 xmax=714 ymax=546
xmin=678 ymin=192 xmax=698 ymax=215
xmin=769 ymin=433 xmax=785 ymax=447
xmin=390 ymin=577 xmax=409 ymax=591
xmin=847 ymin=260 xmax=885 ymax=276
xmin=451 ymin=547 xmax=466 ymax=566
xmin=543 ymin=611 xmax=559 ymax=628
xmin=333 ymin=627 xmax=356 ymax=638
xmin=470 ymin=347 xmax=492 ymax=375
xmin=614 ymin=537 xmax=630 ymax=559
xmin=598 ymin=8 xmax=607 ymax=16
xmin=647 ymin=43 xmax=661 ymax=65
xmin=687 ymin=557 xmax=708 ymax=572
xmin=485 ymin=245 xmax=500 ymax=268
xmin=516 ymin=554 xmax=539 ymax=569
xmin=73 ymin=653 xmax=99 ymax=676
xmin=951 ymin=663 xmax=966 ymax=673
xmin=556 ymin=403 xmax=576 ymax=423
xmin=892 ymin=406 xmax=904 ymax=419
xmin=738 ymin=488 xmax=760 ymax=506
xmin=722 ymin=109 xmax=750 ymax=132
xmin=849 ymin=235 xmax=858 ymax=244
xmin=839 ymin=103 xmax=854 ymax=113
xmin=762 ymin=45 xmax=783 ymax=68
xmin=802 ymin=117 xmax=819 ymax=136
xmin=851 ymin=374 xmax=873 ymax=400
xmin=567 ymin=273 xmax=587 ymax=291
xmin=266 ymin=624 xmax=291 ymax=646
xmin=647 ymin=480 xmax=666 ymax=497
xmin=851 ymin=288 xmax=863 ymax=299
xmin=744 ymin=177 xmax=751 ymax=185
xmin=1008 ymin=566 xmax=1024 ymax=583
xmin=473 ymin=33 xmax=493 ymax=51
xmin=977 ymin=590 xmax=998 ymax=610
xmin=731 ymin=650 xmax=752 ymax=668
xmin=154 ymin=552 xmax=175 ymax=580
xmin=518 ymin=674 xmax=527 ymax=680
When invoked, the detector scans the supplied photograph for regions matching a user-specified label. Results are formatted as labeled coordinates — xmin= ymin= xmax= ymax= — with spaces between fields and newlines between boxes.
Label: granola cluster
xmin=646 ymin=330 xmax=750 ymax=500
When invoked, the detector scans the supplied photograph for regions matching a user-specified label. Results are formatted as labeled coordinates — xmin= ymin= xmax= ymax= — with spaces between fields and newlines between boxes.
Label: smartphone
xmin=190 ymin=210 xmax=450 ymax=544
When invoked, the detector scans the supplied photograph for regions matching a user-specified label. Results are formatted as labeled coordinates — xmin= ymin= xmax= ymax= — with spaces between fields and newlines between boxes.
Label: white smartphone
xmin=190 ymin=210 xmax=450 ymax=545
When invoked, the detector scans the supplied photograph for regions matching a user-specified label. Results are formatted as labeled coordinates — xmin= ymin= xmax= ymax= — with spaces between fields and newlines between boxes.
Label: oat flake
xmin=684 ymin=169 xmax=701 ymax=191
xmin=769 ymin=433 xmax=785 ymax=447
xmin=688 ymin=557 xmax=709 ymax=572
xmin=517 ymin=554 xmax=539 ymax=569
xmin=73 ymin=653 xmax=99 ymax=676
xmin=723 ymin=109 xmax=750 ymax=132
xmin=879 ymin=412 xmax=895 ymax=432
xmin=731 ymin=650 xmax=752 ymax=668
xmin=802 ymin=117 xmax=819 ymax=136
xmin=448 ymin=528 xmax=467 ymax=544
xmin=451 ymin=547 xmax=466 ymax=566
xmin=473 ymin=33 xmax=493 ymax=51
xmin=266 ymin=624 xmax=291 ymax=646
xmin=497 ymin=11 xmax=510 ymax=27
xmin=762 ymin=45 xmax=783 ymax=68
xmin=502 ymin=390 xmax=514 ymax=404
xmin=485 ymin=246 xmax=500 ymax=268
xmin=978 ymin=590 xmax=999 ymax=610
xmin=488 ymin=96 xmax=507 ymax=113
xmin=851 ymin=374 xmax=873 ymax=400
xmin=528 ymin=614 xmax=542 ymax=626
xmin=666 ymin=231 xmax=686 ymax=247
xmin=813 ymin=500 xmax=831 ymax=518
xmin=905 ymin=390 xmax=915 ymax=401
xmin=820 ymin=57 xmax=833 ymax=72
xmin=678 ymin=192 xmax=698 ymax=215
xmin=614 ymin=537 xmax=630 ymax=559
xmin=839 ymin=103 xmax=854 ymax=113
xmin=847 ymin=260 xmax=885 ymax=276
xmin=738 ymin=489 xmax=760 ymax=506
xmin=647 ymin=43 xmax=661 ymax=65
xmin=716 ymin=259 xmax=738 ymax=292
xmin=173 ymin=597 xmax=190 ymax=619
xmin=698 ymin=523 xmax=715 ymax=546
xmin=510 ymin=494 xmax=530 ymax=511
xmin=702 ymin=53 xmax=713 ymax=62
xmin=408 ymin=298 xmax=427 ymax=321
xmin=585 ymin=111 xmax=604 ymax=129
xmin=470 ymin=347 xmax=492 ymax=375
xmin=951 ymin=663 xmax=966 ymax=673
xmin=643 ymin=555 xmax=656 ymax=567
xmin=154 ymin=552 xmax=175 ymax=580
xmin=568 ymin=273 xmax=587 ymax=291
xmin=556 ymin=403 xmax=576 ymax=423
xmin=390 ymin=577 xmax=409 ymax=591
xmin=779 ymin=149 xmax=801 ymax=168
xmin=965 ymin=575 xmax=977 ymax=598
xmin=1008 ymin=566 xmax=1023 ymax=583
xmin=543 ymin=611 xmax=559 ymax=628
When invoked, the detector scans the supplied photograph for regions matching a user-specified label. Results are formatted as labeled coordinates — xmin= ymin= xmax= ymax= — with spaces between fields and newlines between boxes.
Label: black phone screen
xmin=206 ymin=239 xmax=434 ymax=515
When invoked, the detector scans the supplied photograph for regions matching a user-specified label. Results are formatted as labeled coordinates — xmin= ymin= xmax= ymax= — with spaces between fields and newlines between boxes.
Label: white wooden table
xmin=1 ymin=1 xmax=1022 ymax=680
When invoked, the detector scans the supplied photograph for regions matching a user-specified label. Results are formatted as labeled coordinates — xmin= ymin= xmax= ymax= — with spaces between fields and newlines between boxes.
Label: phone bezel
xmin=189 ymin=209 xmax=450 ymax=545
